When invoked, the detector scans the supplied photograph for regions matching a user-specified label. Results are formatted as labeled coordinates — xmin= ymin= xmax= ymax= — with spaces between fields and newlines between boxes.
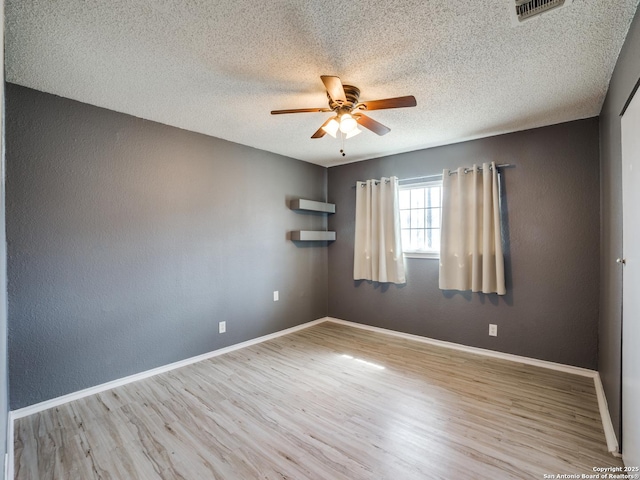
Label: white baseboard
xmin=326 ymin=317 xmax=596 ymax=376
xmin=326 ymin=317 xmax=620 ymax=454
xmin=10 ymin=317 xmax=328 ymax=421
xmin=593 ymin=372 xmax=620 ymax=455
xmin=8 ymin=314 xmax=620 ymax=472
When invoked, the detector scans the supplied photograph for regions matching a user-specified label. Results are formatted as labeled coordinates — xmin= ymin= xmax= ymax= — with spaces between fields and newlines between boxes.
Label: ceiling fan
xmin=271 ymin=75 xmax=417 ymax=140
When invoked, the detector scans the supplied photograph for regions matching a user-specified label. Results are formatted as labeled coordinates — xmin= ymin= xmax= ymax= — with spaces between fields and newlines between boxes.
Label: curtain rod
xmin=446 ymin=163 xmax=512 ymax=176
xmin=352 ymin=163 xmax=514 ymax=188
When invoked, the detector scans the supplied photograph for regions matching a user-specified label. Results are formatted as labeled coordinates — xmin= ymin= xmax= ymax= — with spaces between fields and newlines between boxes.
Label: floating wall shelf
xmin=289 ymin=199 xmax=335 ymax=214
xmin=290 ymin=230 xmax=336 ymax=241
xmin=289 ymin=198 xmax=336 ymax=243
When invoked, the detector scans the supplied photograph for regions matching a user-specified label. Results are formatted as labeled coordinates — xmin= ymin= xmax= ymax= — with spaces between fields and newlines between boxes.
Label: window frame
xmin=398 ymin=179 xmax=443 ymax=260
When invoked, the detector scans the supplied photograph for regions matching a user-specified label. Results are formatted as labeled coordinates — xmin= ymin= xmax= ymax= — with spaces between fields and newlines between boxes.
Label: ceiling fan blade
xmin=321 ymin=75 xmax=347 ymax=103
xmin=360 ymin=95 xmax=417 ymax=111
xmin=271 ymin=107 xmax=333 ymax=115
xmin=311 ymin=128 xmax=326 ymax=139
xmin=356 ymin=114 xmax=391 ymax=136
xmin=311 ymin=117 xmax=336 ymax=138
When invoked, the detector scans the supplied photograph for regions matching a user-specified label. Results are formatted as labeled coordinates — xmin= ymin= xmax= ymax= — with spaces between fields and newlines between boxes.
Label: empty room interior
xmin=0 ymin=0 xmax=639 ymax=478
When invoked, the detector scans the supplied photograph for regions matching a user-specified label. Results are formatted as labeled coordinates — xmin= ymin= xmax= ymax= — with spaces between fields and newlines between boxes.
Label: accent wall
xmin=6 ymin=83 xmax=328 ymax=409
xmin=328 ymin=118 xmax=600 ymax=370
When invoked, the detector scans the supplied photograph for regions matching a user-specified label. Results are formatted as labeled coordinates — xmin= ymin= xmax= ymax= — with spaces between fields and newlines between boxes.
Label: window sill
xmin=404 ymin=252 xmax=439 ymax=260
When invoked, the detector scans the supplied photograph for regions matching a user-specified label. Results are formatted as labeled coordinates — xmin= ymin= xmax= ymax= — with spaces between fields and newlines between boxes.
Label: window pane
xmin=399 ymin=189 xmax=411 ymax=210
xmin=426 ymin=207 xmax=441 ymax=228
xmin=418 ymin=229 xmax=426 ymax=251
xmin=411 ymin=229 xmax=425 ymax=251
xmin=401 ymin=229 xmax=410 ymax=249
xmin=411 ymin=209 xmax=425 ymax=228
xmin=399 ymin=182 xmax=442 ymax=255
xmin=400 ymin=210 xmax=411 ymax=229
xmin=411 ymin=188 xmax=425 ymax=209
xmin=426 ymin=228 xmax=440 ymax=251
xmin=427 ymin=187 xmax=441 ymax=207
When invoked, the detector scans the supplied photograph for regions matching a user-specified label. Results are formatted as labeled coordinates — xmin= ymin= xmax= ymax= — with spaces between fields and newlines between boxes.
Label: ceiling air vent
xmin=510 ymin=0 xmax=573 ymax=24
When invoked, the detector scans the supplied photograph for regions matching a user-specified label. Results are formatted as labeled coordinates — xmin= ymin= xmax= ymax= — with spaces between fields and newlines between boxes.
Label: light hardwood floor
xmin=14 ymin=322 xmax=622 ymax=479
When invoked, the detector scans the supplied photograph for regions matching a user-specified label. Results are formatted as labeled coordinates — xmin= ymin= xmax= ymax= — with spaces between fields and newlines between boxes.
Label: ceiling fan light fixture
xmin=345 ymin=127 xmax=362 ymax=139
xmin=339 ymin=113 xmax=358 ymax=134
xmin=322 ymin=118 xmax=339 ymax=138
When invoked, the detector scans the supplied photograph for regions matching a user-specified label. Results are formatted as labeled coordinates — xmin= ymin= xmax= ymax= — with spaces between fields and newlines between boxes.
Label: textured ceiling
xmin=5 ymin=0 xmax=640 ymax=167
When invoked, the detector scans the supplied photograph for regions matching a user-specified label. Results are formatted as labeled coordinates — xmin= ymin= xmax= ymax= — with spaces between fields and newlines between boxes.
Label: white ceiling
xmin=5 ymin=0 xmax=639 ymax=167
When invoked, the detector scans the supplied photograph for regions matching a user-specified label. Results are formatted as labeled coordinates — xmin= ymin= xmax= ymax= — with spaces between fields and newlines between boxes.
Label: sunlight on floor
xmin=340 ymin=354 xmax=386 ymax=370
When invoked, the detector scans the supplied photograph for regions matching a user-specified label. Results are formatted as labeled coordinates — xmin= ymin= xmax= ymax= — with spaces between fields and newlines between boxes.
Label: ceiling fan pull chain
xmin=340 ymin=132 xmax=346 ymax=157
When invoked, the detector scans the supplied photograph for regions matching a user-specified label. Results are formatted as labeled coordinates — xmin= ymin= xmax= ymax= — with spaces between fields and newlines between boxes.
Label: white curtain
xmin=439 ymin=162 xmax=506 ymax=295
xmin=354 ymin=177 xmax=406 ymax=284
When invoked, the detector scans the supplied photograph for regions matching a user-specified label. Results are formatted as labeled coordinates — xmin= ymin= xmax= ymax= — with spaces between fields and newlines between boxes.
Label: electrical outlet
xmin=219 ymin=321 xmax=226 ymax=334
xmin=489 ymin=324 xmax=498 ymax=337
xmin=273 ymin=291 xmax=279 ymax=302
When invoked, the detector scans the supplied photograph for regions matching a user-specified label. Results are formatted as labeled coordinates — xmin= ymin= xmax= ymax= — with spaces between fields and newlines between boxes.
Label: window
xmin=399 ymin=180 xmax=442 ymax=258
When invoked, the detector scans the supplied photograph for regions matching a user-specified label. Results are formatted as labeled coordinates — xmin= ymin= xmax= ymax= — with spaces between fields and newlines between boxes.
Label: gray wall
xmin=328 ymin=118 xmax=600 ymax=369
xmin=599 ymin=7 xmax=640 ymax=445
xmin=6 ymin=83 xmax=328 ymax=410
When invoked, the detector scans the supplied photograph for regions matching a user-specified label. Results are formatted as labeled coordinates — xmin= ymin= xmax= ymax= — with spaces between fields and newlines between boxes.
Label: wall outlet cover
xmin=219 ymin=321 xmax=226 ymax=334
xmin=273 ymin=291 xmax=279 ymax=302
xmin=489 ymin=324 xmax=498 ymax=336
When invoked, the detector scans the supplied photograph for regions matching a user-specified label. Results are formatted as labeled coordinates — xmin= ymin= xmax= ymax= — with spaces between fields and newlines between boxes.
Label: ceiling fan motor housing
xmin=328 ymin=85 xmax=361 ymax=111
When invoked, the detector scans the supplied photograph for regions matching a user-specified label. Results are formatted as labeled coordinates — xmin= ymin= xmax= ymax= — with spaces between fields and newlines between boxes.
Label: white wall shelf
xmin=290 ymin=230 xmax=336 ymax=241
xmin=289 ymin=199 xmax=336 ymax=242
xmin=289 ymin=199 xmax=335 ymax=214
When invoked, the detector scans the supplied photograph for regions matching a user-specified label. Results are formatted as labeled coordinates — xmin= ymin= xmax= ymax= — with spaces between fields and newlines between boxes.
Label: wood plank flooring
xmin=14 ymin=322 xmax=623 ymax=479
